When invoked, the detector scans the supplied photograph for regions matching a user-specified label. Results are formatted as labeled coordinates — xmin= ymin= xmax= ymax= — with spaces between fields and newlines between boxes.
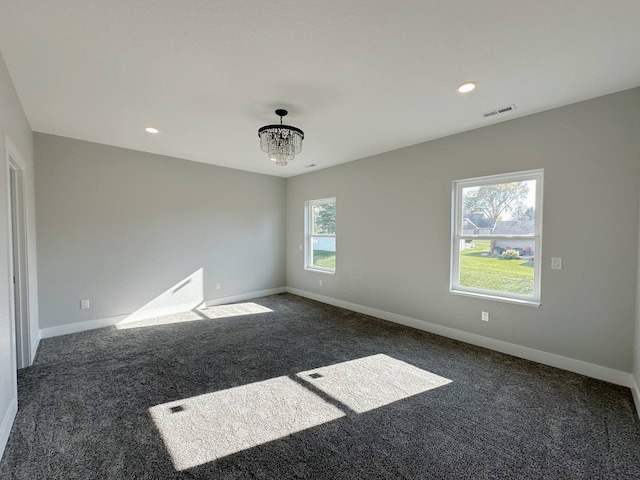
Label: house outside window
xmin=451 ymin=169 xmax=543 ymax=306
xmin=305 ymin=198 xmax=336 ymax=273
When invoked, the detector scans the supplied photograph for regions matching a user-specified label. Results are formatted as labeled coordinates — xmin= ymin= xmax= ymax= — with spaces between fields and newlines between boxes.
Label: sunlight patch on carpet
xmin=149 ymin=376 xmax=345 ymax=470
xmin=116 ymin=302 xmax=272 ymax=330
xmin=198 ymin=303 xmax=273 ymax=319
xmin=297 ymin=354 xmax=452 ymax=413
xmin=149 ymin=354 xmax=451 ymax=470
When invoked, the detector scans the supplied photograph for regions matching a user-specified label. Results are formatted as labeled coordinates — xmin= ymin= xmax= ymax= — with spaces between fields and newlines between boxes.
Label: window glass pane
xmin=461 ymin=180 xmax=536 ymax=236
xmin=312 ymin=237 xmax=336 ymax=269
xmin=458 ymin=239 xmax=535 ymax=296
xmin=312 ymin=203 xmax=336 ymax=235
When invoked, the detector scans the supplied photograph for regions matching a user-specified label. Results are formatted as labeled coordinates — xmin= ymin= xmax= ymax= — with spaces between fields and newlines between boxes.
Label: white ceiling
xmin=1 ymin=1 xmax=639 ymax=178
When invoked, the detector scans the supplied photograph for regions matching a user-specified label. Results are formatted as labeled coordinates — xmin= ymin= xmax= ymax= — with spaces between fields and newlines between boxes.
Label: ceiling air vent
xmin=482 ymin=104 xmax=516 ymax=118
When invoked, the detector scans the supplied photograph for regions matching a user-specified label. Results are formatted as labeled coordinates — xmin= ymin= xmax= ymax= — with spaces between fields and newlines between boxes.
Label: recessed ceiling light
xmin=145 ymin=126 xmax=160 ymax=134
xmin=457 ymin=82 xmax=477 ymax=93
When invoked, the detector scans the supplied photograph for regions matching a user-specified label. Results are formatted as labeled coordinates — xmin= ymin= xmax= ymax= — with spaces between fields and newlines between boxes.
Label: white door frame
xmin=5 ymin=134 xmax=31 ymax=369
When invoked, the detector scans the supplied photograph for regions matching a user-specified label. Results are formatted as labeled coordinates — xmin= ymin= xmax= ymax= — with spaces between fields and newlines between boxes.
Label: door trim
xmin=5 ymin=134 xmax=31 ymax=369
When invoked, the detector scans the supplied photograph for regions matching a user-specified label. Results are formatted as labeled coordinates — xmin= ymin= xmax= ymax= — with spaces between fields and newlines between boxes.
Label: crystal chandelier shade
xmin=258 ymin=109 xmax=304 ymax=166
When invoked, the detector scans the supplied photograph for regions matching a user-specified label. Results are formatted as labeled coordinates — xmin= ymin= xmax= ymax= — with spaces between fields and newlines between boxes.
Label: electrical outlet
xmin=481 ymin=311 xmax=489 ymax=322
xmin=319 ymin=279 xmax=323 ymax=287
xmin=80 ymin=299 xmax=90 ymax=310
xmin=215 ymin=282 xmax=221 ymax=290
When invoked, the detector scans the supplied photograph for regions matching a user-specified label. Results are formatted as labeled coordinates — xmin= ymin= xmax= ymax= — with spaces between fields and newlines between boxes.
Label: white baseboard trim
xmin=0 ymin=397 xmax=18 ymax=462
xmin=40 ymin=313 xmax=128 ymax=339
xmin=631 ymin=375 xmax=640 ymax=420
xmin=40 ymin=287 xmax=287 ymax=339
xmin=286 ymin=287 xmax=634 ymax=388
xmin=30 ymin=330 xmax=41 ymax=365
xmin=204 ymin=287 xmax=286 ymax=308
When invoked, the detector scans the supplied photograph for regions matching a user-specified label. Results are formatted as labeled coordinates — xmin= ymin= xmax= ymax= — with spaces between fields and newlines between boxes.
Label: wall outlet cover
xmin=551 ymin=257 xmax=562 ymax=270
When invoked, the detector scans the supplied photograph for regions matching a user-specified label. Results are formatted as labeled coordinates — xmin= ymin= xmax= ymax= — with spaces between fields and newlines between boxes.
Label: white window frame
xmin=304 ymin=197 xmax=336 ymax=274
xmin=450 ymin=169 xmax=543 ymax=306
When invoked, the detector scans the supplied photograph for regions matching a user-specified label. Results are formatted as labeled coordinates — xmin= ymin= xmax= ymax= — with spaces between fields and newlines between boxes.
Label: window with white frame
xmin=305 ymin=198 xmax=336 ymax=273
xmin=451 ymin=169 xmax=543 ymax=305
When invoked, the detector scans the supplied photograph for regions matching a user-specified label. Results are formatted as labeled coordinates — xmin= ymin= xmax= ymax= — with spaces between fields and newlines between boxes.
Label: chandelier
xmin=258 ymin=109 xmax=304 ymax=166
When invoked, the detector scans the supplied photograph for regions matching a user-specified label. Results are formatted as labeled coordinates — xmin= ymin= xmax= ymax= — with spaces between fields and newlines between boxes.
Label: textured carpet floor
xmin=1 ymin=293 xmax=640 ymax=479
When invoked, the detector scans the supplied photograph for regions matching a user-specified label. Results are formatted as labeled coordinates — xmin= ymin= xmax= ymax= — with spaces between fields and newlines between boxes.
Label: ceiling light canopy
xmin=457 ymin=81 xmax=477 ymax=93
xmin=145 ymin=126 xmax=160 ymax=134
xmin=258 ymin=109 xmax=304 ymax=166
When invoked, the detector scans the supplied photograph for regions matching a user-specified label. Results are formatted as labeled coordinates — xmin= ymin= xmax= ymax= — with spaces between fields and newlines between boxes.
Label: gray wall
xmin=0 ymin=51 xmax=39 ymax=455
xmin=35 ymin=134 xmax=286 ymax=329
xmin=287 ymin=88 xmax=640 ymax=372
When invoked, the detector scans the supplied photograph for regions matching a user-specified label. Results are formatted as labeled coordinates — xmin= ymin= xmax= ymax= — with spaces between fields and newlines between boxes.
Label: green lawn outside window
xmin=459 ymin=241 xmax=534 ymax=296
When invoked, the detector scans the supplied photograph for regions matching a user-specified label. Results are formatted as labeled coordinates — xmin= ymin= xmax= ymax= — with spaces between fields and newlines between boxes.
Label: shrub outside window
xmin=305 ymin=198 xmax=336 ymax=273
xmin=451 ymin=170 xmax=543 ymax=306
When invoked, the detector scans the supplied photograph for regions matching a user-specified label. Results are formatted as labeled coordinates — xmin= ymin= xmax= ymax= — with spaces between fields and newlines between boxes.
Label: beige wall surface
xmin=287 ymin=88 xmax=640 ymax=372
xmin=0 ymin=51 xmax=39 ymax=455
xmin=35 ymin=134 xmax=286 ymax=329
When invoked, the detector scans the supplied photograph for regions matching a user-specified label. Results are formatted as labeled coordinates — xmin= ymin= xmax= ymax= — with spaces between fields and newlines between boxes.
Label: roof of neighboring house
xmin=463 ymin=217 xmax=535 ymax=235
xmin=463 ymin=217 xmax=496 ymax=229
xmin=492 ymin=220 xmax=535 ymax=235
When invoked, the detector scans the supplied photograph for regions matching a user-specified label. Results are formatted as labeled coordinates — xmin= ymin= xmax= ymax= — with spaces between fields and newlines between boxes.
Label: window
xmin=451 ymin=169 xmax=543 ymax=306
xmin=305 ymin=198 xmax=336 ymax=273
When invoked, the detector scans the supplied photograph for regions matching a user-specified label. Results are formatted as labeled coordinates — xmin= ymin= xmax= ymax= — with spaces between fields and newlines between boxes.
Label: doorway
xmin=7 ymin=142 xmax=31 ymax=369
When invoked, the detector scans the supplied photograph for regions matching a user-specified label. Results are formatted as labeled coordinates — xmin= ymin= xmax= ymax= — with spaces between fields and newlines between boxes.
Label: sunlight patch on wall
xmin=297 ymin=354 xmax=452 ymax=414
xmin=149 ymin=376 xmax=345 ymax=471
xmin=116 ymin=269 xmax=205 ymax=328
xmin=149 ymin=354 xmax=451 ymax=470
xmin=116 ymin=302 xmax=273 ymax=330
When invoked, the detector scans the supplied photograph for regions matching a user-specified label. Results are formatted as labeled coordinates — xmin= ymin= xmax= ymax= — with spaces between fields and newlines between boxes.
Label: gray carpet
xmin=1 ymin=293 xmax=640 ymax=479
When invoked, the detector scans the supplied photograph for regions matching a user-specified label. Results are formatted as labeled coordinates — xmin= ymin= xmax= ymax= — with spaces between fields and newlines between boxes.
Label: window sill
xmin=450 ymin=289 xmax=540 ymax=307
xmin=304 ymin=267 xmax=336 ymax=275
